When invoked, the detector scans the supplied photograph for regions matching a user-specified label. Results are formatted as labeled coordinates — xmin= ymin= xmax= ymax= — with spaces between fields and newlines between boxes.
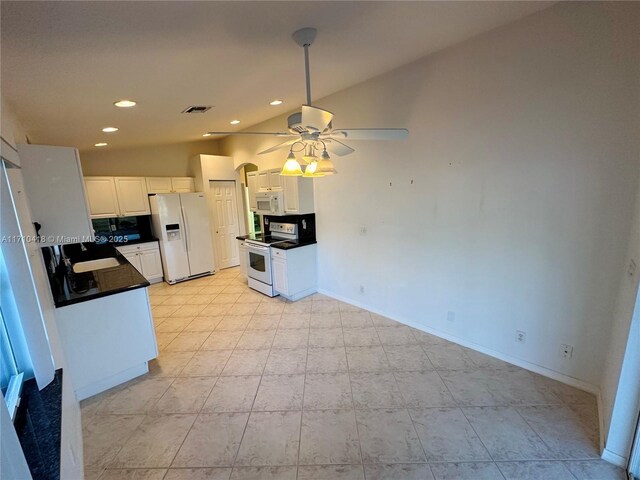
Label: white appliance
xmin=150 ymin=193 xmax=215 ymax=283
xmin=255 ymin=191 xmax=285 ymax=216
xmin=245 ymin=222 xmax=297 ymax=296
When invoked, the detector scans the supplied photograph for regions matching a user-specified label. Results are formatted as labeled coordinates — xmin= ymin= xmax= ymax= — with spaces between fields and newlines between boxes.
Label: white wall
xmin=80 ymin=139 xmax=221 ymax=176
xmin=222 ymin=2 xmax=640 ymax=389
xmin=1 ymin=96 xmax=29 ymax=148
xmin=600 ymin=155 xmax=640 ymax=463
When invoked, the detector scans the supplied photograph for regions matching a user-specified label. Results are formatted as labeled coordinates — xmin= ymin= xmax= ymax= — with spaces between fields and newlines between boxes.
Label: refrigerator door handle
xmin=181 ymin=205 xmax=190 ymax=252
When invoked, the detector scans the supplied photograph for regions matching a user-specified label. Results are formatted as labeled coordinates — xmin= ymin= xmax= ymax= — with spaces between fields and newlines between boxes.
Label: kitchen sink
xmin=72 ymin=258 xmax=120 ymax=273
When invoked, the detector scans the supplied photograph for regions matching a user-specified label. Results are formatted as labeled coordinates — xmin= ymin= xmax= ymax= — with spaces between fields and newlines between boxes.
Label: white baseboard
xmin=602 ymin=448 xmax=628 ymax=468
xmin=75 ymin=362 xmax=148 ymax=401
xmin=318 ymin=288 xmax=601 ymax=395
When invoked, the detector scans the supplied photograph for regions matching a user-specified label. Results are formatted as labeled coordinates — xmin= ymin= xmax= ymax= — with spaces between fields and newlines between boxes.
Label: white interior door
xmin=209 ymin=181 xmax=240 ymax=269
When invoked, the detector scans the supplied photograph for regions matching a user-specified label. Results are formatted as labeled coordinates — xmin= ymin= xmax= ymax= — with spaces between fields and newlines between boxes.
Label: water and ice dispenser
xmin=165 ymin=223 xmax=181 ymax=241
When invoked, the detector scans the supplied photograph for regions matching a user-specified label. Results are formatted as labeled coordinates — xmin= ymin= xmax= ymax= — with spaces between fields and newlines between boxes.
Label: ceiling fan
xmin=206 ymin=27 xmax=409 ymax=176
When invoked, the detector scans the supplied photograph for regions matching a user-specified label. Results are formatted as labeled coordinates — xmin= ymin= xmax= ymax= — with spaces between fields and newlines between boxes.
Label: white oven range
xmin=245 ymin=222 xmax=297 ymax=297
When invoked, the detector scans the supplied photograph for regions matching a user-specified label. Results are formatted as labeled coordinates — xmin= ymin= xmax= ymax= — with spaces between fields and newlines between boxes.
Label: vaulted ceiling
xmin=1 ymin=1 xmax=553 ymax=151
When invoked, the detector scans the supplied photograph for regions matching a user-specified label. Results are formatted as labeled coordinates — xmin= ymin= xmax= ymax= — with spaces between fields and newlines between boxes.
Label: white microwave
xmin=254 ymin=191 xmax=285 ymax=215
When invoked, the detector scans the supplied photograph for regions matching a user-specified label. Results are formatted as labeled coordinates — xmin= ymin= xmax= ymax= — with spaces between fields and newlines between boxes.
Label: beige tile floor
xmin=81 ymin=267 xmax=626 ymax=480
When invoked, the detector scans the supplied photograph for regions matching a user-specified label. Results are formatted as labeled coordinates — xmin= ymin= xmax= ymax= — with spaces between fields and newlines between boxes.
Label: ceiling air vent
xmin=182 ymin=105 xmax=212 ymax=114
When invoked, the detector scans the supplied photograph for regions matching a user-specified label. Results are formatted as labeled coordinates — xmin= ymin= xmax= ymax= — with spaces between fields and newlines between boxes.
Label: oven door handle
xmin=245 ymin=242 xmax=270 ymax=252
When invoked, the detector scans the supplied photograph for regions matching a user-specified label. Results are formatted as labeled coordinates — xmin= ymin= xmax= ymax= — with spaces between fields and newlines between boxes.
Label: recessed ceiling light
xmin=202 ymin=133 xmax=211 ymax=137
xmin=114 ymin=100 xmax=136 ymax=108
xmin=270 ymin=100 xmax=283 ymax=106
xmin=94 ymin=142 xmax=108 ymax=147
xmin=230 ymin=120 xmax=240 ymax=125
xmin=102 ymin=127 xmax=119 ymax=133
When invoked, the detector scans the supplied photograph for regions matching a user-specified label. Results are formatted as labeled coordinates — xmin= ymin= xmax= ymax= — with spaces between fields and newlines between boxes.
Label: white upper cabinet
xmin=257 ymin=170 xmax=270 ymax=191
xmin=145 ymin=177 xmax=172 ymax=193
xmin=249 ymin=168 xmax=314 ymax=215
xmin=85 ymin=176 xmax=150 ymax=218
xmin=146 ymin=176 xmax=195 ymax=193
xmin=283 ymin=176 xmax=314 ymax=214
xmin=268 ymin=169 xmax=283 ymax=191
xmin=85 ymin=177 xmax=121 ymax=219
xmin=17 ymin=144 xmax=93 ymax=245
xmin=170 ymin=177 xmax=195 ymax=193
xmin=114 ymin=177 xmax=150 ymax=216
xmin=283 ymin=176 xmax=299 ymax=213
xmin=246 ymin=172 xmax=258 ymax=211
xmin=256 ymin=168 xmax=283 ymax=192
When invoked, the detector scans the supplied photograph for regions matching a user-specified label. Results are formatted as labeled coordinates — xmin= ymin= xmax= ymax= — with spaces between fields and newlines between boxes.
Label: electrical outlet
xmin=560 ymin=344 xmax=573 ymax=359
xmin=359 ymin=285 xmax=365 ymax=294
xmin=359 ymin=226 xmax=368 ymax=236
xmin=515 ymin=330 xmax=526 ymax=343
xmin=447 ymin=311 xmax=455 ymax=322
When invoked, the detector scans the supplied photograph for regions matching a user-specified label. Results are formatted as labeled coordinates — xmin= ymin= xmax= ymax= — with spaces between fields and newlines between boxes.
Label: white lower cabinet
xmin=139 ymin=249 xmax=163 ymax=280
xmin=116 ymin=241 xmax=163 ymax=283
xmin=54 ymin=287 xmax=158 ymax=400
xmin=238 ymin=240 xmax=248 ymax=278
xmin=121 ymin=251 xmax=142 ymax=271
xmin=271 ymin=244 xmax=317 ymax=301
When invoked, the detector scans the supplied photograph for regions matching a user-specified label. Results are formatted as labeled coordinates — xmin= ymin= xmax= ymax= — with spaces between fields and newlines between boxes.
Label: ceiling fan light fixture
xmin=315 ymin=150 xmax=337 ymax=175
xmin=303 ymin=160 xmax=325 ymax=178
xmin=280 ymin=151 xmax=303 ymax=176
xmin=301 ymin=145 xmax=317 ymax=165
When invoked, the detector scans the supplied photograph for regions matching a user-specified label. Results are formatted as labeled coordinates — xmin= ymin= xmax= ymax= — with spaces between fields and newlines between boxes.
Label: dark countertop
xmin=15 ymin=369 xmax=63 ymax=480
xmin=48 ymin=243 xmax=150 ymax=308
xmin=236 ymin=234 xmax=317 ymax=251
xmin=236 ymin=233 xmax=270 ymax=242
xmin=270 ymin=239 xmax=318 ymax=250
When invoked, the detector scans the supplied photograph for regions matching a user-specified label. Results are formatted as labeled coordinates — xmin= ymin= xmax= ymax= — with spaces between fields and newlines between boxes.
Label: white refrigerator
xmin=150 ymin=193 xmax=215 ymax=283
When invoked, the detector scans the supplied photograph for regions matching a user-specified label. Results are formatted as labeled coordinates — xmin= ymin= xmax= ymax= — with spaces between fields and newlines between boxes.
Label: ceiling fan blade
xmin=206 ymin=131 xmax=295 ymax=137
xmin=329 ymin=128 xmax=409 ymax=140
xmin=258 ymin=139 xmax=298 ymax=155
xmin=325 ymin=139 xmax=355 ymax=157
xmin=301 ymin=105 xmax=334 ymax=132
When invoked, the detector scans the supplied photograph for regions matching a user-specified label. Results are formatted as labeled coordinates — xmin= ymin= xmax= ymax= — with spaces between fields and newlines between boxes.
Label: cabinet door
xmin=139 ymin=249 xmax=163 ymax=280
xmin=18 ymin=145 xmax=93 ymax=244
xmin=247 ymin=172 xmax=258 ymax=211
xmin=238 ymin=241 xmax=247 ymax=277
xmin=257 ymin=171 xmax=270 ymax=191
xmin=171 ymin=177 xmax=195 ymax=193
xmin=268 ymin=169 xmax=283 ymax=191
xmin=85 ymin=177 xmax=120 ymax=218
xmin=114 ymin=177 xmax=150 ymax=216
xmin=122 ymin=252 xmax=142 ymax=273
xmin=283 ymin=176 xmax=299 ymax=214
xmin=145 ymin=177 xmax=172 ymax=194
xmin=272 ymin=258 xmax=288 ymax=295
